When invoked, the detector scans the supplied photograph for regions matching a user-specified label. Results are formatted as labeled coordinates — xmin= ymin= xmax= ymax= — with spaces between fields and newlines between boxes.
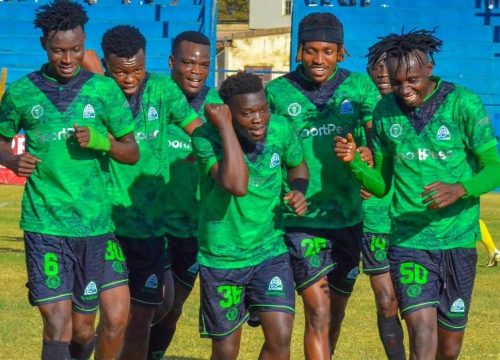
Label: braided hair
xmin=367 ymin=28 xmax=443 ymax=73
xmin=34 ymin=0 xmax=88 ymax=37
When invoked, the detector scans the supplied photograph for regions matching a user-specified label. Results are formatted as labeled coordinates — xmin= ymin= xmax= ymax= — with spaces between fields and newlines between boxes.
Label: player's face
xmin=169 ymin=40 xmax=210 ymax=98
xmin=387 ymin=52 xmax=435 ymax=107
xmin=105 ymin=48 xmax=146 ymax=96
xmin=229 ymin=90 xmax=270 ymax=143
xmin=368 ymin=53 xmax=392 ymax=96
xmin=41 ymin=26 xmax=86 ymax=83
xmin=301 ymin=41 xmax=343 ymax=84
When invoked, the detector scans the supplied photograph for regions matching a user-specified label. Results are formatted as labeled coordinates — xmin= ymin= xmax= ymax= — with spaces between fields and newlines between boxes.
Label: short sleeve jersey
xmin=164 ymin=87 xmax=223 ymax=238
xmin=109 ymin=74 xmax=198 ymax=238
xmin=266 ymin=66 xmax=379 ymax=229
xmin=0 ymin=67 xmax=134 ymax=237
xmin=372 ymin=78 xmax=498 ymax=249
xmin=192 ymin=115 xmax=304 ymax=269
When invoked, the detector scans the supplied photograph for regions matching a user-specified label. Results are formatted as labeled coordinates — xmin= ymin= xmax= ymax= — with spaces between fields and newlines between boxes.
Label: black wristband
xmin=289 ymin=178 xmax=308 ymax=195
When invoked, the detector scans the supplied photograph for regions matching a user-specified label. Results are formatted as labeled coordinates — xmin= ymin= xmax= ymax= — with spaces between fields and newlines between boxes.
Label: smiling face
xmin=105 ymin=48 xmax=146 ymax=96
xmin=41 ymin=26 xmax=86 ymax=83
xmin=169 ymin=40 xmax=210 ymax=98
xmin=386 ymin=51 xmax=435 ymax=107
xmin=368 ymin=53 xmax=392 ymax=96
xmin=300 ymin=41 xmax=344 ymax=84
xmin=228 ymin=91 xmax=270 ymax=143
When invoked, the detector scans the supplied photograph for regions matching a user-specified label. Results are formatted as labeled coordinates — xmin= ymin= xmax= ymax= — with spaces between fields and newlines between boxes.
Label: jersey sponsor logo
xmin=268 ymin=276 xmax=283 ymax=291
xmin=37 ymin=127 xmax=75 ymax=142
xmin=287 ymin=102 xmax=302 ymax=117
xmin=450 ymin=298 xmax=465 ymax=313
xmin=84 ymin=281 xmax=98 ymax=296
xmin=270 ymin=153 xmax=281 ymax=168
xmin=83 ymin=104 xmax=96 ymax=119
xmin=148 ymin=106 xmax=159 ymax=121
xmin=31 ymin=105 xmax=44 ymax=119
xmin=390 ymin=123 xmax=403 ymax=138
xmin=145 ymin=274 xmax=158 ymax=289
xmin=135 ymin=130 xmax=159 ymax=142
xmin=340 ymin=99 xmax=354 ymax=115
xmin=168 ymin=139 xmax=191 ymax=150
xmin=346 ymin=267 xmax=360 ymax=280
xmin=300 ymin=123 xmax=336 ymax=138
xmin=437 ymin=125 xmax=451 ymax=141
xmin=396 ymin=148 xmax=453 ymax=161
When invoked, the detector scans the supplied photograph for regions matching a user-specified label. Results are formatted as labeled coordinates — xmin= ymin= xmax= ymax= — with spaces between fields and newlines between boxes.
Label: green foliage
xmin=0 ymin=185 xmax=499 ymax=359
xmin=218 ymin=0 xmax=249 ymax=22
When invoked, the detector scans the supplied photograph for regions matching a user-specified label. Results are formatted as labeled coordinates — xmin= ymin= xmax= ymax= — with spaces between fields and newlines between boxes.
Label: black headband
xmin=299 ymin=27 xmax=343 ymax=44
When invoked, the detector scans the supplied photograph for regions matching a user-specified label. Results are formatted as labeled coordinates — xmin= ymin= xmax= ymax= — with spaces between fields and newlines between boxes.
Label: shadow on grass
xmin=165 ymin=357 xmax=206 ymax=360
xmin=0 ymin=247 xmax=24 ymax=254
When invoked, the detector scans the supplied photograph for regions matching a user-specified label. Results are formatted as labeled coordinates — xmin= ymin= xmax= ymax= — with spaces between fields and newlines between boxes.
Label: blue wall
xmin=0 ymin=0 xmax=218 ymax=85
xmin=290 ymin=0 xmax=500 ymax=124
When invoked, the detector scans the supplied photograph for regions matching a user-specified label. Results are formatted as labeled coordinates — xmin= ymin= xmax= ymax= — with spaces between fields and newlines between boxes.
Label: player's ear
xmin=338 ymin=44 xmax=346 ymax=62
xmin=295 ymin=44 xmax=303 ymax=62
xmin=426 ymin=62 xmax=434 ymax=77
xmin=168 ymin=54 xmax=174 ymax=70
xmin=40 ymin=36 xmax=47 ymax=51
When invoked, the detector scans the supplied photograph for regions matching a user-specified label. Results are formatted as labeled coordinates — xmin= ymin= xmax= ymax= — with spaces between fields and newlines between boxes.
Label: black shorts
xmin=199 ymin=253 xmax=295 ymax=339
xmin=389 ymin=246 xmax=477 ymax=331
xmin=326 ymin=223 xmax=363 ymax=297
xmin=285 ymin=227 xmax=334 ymax=292
xmin=118 ymin=236 xmax=165 ymax=307
xmin=361 ymin=233 xmax=391 ymax=275
xmin=24 ymin=232 xmax=128 ymax=313
xmin=165 ymin=234 xmax=198 ymax=289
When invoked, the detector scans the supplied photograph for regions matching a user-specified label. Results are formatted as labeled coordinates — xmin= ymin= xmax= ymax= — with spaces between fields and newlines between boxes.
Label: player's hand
xmin=358 ymin=146 xmax=374 ymax=167
xmin=420 ymin=181 xmax=466 ymax=210
xmin=73 ymin=123 xmax=90 ymax=148
xmin=360 ymin=187 xmax=373 ymax=200
xmin=284 ymin=190 xmax=307 ymax=216
xmin=334 ymin=133 xmax=357 ymax=163
xmin=9 ymin=152 xmax=41 ymax=177
xmin=204 ymin=104 xmax=232 ymax=130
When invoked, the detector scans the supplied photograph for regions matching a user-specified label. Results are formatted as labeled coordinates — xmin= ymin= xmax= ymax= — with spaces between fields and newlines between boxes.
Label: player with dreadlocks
xmin=0 ymin=1 xmax=139 ymax=359
xmin=265 ymin=12 xmax=379 ymax=359
xmin=335 ymin=29 xmax=500 ymax=359
xmin=147 ymin=30 xmax=224 ymax=360
xmin=192 ymin=71 xmax=308 ymax=359
xmin=356 ymin=47 xmax=406 ymax=360
xmin=100 ymin=25 xmax=202 ymax=360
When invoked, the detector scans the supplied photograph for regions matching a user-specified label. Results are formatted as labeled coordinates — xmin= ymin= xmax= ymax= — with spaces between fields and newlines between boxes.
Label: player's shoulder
xmin=206 ymin=87 xmax=223 ymax=103
xmin=266 ymin=73 xmax=292 ymax=92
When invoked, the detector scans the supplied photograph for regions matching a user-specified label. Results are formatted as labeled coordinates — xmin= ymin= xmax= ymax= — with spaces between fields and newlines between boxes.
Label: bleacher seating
xmin=0 ymin=0 xmax=217 ymax=85
xmin=291 ymin=0 xmax=500 ymax=125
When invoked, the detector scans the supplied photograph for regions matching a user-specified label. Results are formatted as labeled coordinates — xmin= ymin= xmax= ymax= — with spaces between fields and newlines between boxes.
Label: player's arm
xmin=284 ymin=160 xmax=309 ymax=216
xmin=334 ymin=133 xmax=392 ymax=197
xmin=421 ymin=146 xmax=500 ymax=209
xmin=205 ymin=104 xmax=248 ymax=196
xmin=73 ymin=125 xmax=139 ymax=164
xmin=0 ymin=135 xmax=41 ymax=177
xmin=182 ymin=117 xmax=203 ymax=136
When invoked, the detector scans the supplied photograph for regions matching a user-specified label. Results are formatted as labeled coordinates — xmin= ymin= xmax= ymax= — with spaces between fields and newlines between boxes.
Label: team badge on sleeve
xmin=340 ymin=99 xmax=354 ymax=115
xmin=147 ymin=106 xmax=159 ymax=121
xmin=390 ymin=123 xmax=403 ymax=138
xmin=31 ymin=105 xmax=44 ymax=119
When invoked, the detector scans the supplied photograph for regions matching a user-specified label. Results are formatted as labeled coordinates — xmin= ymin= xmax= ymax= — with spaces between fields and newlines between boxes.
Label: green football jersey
xmin=0 ymin=67 xmax=134 ymax=237
xmin=373 ymin=78 xmax=498 ymax=249
xmin=192 ymin=115 xmax=304 ymax=269
xmin=266 ymin=66 xmax=379 ymax=229
xmin=109 ymin=73 xmax=198 ymax=238
xmin=164 ymin=87 xmax=223 ymax=238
